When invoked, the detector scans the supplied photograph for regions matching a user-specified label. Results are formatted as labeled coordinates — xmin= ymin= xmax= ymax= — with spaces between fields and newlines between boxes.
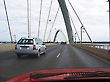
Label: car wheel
xmin=37 ymin=50 xmax=40 ymax=57
xmin=17 ymin=54 xmax=21 ymax=58
xmin=43 ymin=49 xmax=46 ymax=54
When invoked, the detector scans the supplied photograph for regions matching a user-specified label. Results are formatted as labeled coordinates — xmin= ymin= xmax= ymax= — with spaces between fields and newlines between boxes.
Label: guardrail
xmin=0 ymin=43 xmax=15 ymax=52
xmin=84 ymin=44 xmax=110 ymax=50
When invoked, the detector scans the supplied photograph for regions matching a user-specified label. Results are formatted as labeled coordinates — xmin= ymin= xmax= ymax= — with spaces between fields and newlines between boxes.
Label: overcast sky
xmin=0 ymin=0 xmax=109 ymax=42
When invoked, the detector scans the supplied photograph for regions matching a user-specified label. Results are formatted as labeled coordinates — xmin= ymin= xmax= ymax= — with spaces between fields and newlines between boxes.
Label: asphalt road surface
xmin=0 ymin=44 xmax=110 ymax=81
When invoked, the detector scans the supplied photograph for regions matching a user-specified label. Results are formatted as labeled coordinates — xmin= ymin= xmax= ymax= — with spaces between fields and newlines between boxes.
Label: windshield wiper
xmin=30 ymin=73 xmax=67 ymax=79
xmin=30 ymin=71 xmax=110 ymax=80
xmin=64 ymin=71 xmax=110 ymax=79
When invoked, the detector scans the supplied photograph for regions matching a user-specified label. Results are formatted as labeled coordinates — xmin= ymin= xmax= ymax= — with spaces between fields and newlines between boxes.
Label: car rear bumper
xmin=15 ymin=49 xmax=38 ymax=55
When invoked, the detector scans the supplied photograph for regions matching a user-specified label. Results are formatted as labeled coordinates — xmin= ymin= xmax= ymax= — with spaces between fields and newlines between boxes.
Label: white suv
xmin=15 ymin=38 xmax=46 ymax=58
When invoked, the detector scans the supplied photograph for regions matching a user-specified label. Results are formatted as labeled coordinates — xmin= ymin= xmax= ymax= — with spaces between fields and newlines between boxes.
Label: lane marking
xmin=57 ymin=53 xmax=61 ymax=58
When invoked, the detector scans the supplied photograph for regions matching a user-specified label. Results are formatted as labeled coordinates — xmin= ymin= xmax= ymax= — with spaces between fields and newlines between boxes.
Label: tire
xmin=37 ymin=50 xmax=40 ymax=57
xmin=17 ymin=54 xmax=21 ymax=59
xmin=43 ymin=49 xmax=46 ymax=54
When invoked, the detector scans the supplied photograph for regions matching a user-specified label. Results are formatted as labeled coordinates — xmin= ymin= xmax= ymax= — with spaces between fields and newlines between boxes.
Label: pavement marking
xmin=57 ymin=53 xmax=61 ymax=58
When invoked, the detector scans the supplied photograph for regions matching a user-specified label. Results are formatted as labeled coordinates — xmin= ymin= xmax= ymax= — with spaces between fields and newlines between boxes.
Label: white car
xmin=15 ymin=38 xmax=46 ymax=58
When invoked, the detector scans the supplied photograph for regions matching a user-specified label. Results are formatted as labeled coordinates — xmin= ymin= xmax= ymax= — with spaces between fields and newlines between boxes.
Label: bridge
xmin=0 ymin=0 xmax=110 ymax=81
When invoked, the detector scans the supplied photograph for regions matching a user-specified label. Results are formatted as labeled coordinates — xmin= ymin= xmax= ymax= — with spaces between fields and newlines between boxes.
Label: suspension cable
xmin=43 ymin=0 xmax=53 ymax=41
xmin=68 ymin=0 xmax=92 ymax=42
xmin=38 ymin=0 xmax=43 ymax=38
xmin=47 ymin=7 xmax=59 ymax=41
xmin=27 ymin=0 xmax=29 ymax=38
xmin=3 ymin=0 xmax=13 ymax=42
xmin=68 ymin=0 xmax=83 ymax=26
xmin=27 ymin=0 xmax=31 ymax=38
xmin=69 ymin=14 xmax=80 ymax=42
xmin=29 ymin=0 xmax=31 ymax=38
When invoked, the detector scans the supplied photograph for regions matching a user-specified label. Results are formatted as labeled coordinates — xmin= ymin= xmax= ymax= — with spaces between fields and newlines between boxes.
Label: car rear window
xmin=17 ymin=39 xmax=33 ymax=44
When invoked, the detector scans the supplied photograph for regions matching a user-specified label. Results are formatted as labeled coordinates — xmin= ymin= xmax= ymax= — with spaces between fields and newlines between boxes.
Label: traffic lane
xmin=53 ymin=44 xmax=110 ymax=68
xmin=54 ymin=44 xmax=88 ymax=68
xmin=46 ymin=44 xmax=61 ymax=53
xmin=0 ymin=44 xmax=59 ymax=72
xmin=69 ymin=45 xmax=110 ymax=68
xmin=1 ymin=44 xmax=110 ymax=81
xmin=54 ymin=44 xmax=74 ymax=68
xmin=0 ymin=45 xmax=58 ymax=61
xmin=0 ymin=51 xmax=16 ymax=61
xmin=0 ymin=45 xmax=62 ymax=81
xmin=21 ymin=44 xmax=64 ymax=70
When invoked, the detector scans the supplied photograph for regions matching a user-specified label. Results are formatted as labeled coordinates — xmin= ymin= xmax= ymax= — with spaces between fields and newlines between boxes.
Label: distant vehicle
xmin=61 ymin=42 xmax=66 ymax=44
xmin=15 ymin=38 xmax=46 ymax=58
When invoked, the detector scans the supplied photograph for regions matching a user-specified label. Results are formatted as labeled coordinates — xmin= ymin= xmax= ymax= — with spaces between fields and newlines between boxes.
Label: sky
xmin=0 ymin=0 xmax=109 ymax=42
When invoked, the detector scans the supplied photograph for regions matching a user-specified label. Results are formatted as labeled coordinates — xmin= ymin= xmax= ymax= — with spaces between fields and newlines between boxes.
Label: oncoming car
xmin=15 ymin=38 xmax=46 ymax=58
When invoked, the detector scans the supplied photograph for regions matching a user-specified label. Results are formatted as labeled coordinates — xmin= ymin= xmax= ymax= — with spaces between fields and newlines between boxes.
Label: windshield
xmin=0 ymin=0 xmax=110 ymax=81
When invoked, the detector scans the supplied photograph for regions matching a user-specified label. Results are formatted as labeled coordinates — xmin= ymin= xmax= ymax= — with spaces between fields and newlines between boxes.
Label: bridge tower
xmin=58 ymin=0 xmax=73 ymax=43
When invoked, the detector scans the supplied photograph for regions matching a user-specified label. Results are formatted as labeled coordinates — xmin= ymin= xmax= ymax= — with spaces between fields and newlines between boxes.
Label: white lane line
xmin=57 ymin=53 xmax=61 ymax=58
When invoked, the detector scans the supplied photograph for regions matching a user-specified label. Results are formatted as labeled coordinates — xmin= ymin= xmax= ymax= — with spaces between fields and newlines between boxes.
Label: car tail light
xmin=33 ymin=45 xmax=36 ymax=50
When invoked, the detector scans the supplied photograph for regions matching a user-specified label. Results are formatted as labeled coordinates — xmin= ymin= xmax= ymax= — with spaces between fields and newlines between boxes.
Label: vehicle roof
xmin=20 ymin=37 xmax=40 ymax=40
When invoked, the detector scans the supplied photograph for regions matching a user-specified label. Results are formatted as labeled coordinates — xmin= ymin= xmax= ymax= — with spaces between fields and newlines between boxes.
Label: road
xmin=0 ymin=44 xmax=110 ymax=81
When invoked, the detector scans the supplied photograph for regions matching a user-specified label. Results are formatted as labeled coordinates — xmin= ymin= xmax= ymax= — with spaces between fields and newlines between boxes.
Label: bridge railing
xmin=0 ymin=43 xmax=15 ymax=52
xmin=83 ymin=44 xmax=110 ymax=50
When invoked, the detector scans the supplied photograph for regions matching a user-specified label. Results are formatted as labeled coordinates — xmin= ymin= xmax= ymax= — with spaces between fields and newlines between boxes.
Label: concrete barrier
xmin=73 ymin=44 xmax=110 ymax=61
xmin=0 ymin=43 xmax=15 ymax=52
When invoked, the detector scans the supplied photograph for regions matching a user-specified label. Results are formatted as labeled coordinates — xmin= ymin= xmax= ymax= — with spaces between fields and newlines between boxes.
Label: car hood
xmin=7 ymin=68 xmax=110 ymax=82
